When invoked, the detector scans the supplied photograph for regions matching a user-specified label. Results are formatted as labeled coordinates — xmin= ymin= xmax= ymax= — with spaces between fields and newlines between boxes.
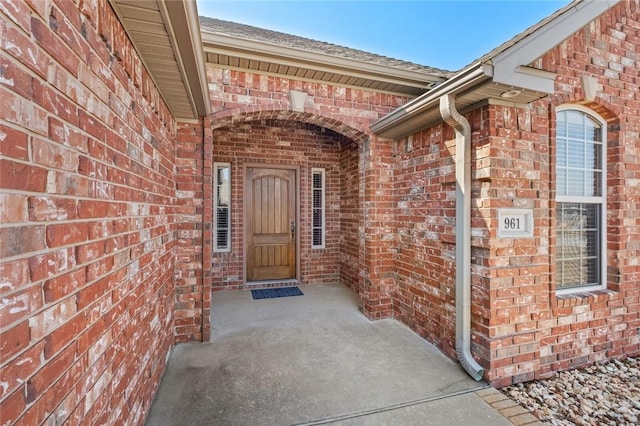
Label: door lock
xmin=290 ymin=220 xmax=296 ymax=239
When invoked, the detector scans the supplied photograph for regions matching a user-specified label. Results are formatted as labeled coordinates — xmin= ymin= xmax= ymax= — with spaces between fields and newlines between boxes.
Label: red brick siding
xmin=339 ymin=140 xmax=361 ymax=294
xmin=394 ymin=124 xmax=456 ymax=357
xmin=474 ymin=102 xmax=553 ymax=385
xmin=393 ymin=1 xmax=640 ymax=386
xmin=1 ymin=1 xmax=177 ymax=424
xmin=207 ymin=68 xmax=409 ymax=135
xmin=483 ymin=0 xmax=640 ymax=386
xmin=174 ymin=121 xmax=206 ymax=342
xmin=359 ymin=137 xmax=397 ymax=318
xmin=393 ymin=108 xmax=493 ymax=361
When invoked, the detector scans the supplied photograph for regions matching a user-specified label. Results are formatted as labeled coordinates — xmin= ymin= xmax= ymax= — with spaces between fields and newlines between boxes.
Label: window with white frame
xmin=312 ymin=168 xmax=325 ymax=248
xmin=555 ymin=107 xmax=606 ymax=292
xmin=214 ymin=163 xmax=231 ymax=252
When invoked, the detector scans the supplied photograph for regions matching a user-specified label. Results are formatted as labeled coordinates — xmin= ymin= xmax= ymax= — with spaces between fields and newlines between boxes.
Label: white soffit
xmin=110 ymin=0 xmax=210 ymax=121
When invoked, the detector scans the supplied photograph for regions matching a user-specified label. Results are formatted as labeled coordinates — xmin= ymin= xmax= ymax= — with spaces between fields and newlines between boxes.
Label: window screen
xmin=312 ymin=169 xmax=325 ymax=248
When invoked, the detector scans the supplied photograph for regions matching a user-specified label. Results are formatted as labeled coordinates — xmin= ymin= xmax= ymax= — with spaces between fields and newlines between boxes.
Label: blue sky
xmin=196 ymin=0 xmax=569 ymax=71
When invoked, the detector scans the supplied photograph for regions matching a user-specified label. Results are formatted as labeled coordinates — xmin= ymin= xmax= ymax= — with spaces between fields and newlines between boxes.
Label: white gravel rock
xmin=502 ymin=357 xmax=639 ymax=426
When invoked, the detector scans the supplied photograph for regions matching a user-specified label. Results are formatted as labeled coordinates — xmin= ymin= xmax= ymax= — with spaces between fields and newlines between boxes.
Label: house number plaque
xmin=497 ymin=209 xmax=533 ymax=238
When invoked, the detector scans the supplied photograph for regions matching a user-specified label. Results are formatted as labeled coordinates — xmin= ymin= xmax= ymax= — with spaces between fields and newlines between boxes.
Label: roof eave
xmin=370 ymin=63 xmax=494 ymax=139
xmin=201 ymin=31 xmax=447 ymax=91
xmin=110 ymin=0 xmax=210 ymax=121
xmin=161 ymin=0 xmax=211 ymax=119
xmin=371 ymin=0 xmax=620 ymax=140
xmin=491 ymin=0 xmax=620 ymax=91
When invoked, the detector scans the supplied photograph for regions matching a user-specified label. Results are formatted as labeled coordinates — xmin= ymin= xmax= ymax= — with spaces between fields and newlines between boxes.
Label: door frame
xmin=243 ymin=163 xmax=300 ymax=284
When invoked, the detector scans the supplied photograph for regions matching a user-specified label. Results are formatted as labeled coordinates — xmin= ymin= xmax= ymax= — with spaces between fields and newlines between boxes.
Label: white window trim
xmin=311 ymin=168 xmax=326 ymax=249
xmin=555 ymin=105 xmax=607 ymax=295
xmin=214 ymin=162 xmax=231 ymax=253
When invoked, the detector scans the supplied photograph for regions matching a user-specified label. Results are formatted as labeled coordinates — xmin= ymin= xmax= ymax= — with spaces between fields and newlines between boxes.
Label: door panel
xmin=246 ymin=168 xmax=296 ymax=281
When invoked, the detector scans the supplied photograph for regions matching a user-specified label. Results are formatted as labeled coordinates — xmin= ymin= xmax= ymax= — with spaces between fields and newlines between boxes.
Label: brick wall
xmin=393 ymin=0 xmax=640 ymax=386
xmin=394 ymin=123 xmax=457 ymax=358
xmin=206 ymin=68 xmax=408 ymax=135
xmin=482 ymin=0 xmax=640 ymax=386
xmin=359 ymin=137 xmax=397 ymax=318
xmin=478 ymin=102 xmax=553 ymax=385
xmin=393 ymin=108 xmax=491 ymax=360
xmin=339 ymin=139 xmax=361 ymax=294
xmin=1 ymin=0 xmax=177 ymax=424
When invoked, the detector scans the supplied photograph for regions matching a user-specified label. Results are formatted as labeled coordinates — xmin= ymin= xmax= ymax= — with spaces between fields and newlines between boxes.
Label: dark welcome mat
xmin=251 ymin=286 xmax=304 ymax=300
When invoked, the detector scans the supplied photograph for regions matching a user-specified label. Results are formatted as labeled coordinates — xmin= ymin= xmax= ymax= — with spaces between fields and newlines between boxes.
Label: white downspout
xmin=439 ymin=94 xmax=484 ymax=381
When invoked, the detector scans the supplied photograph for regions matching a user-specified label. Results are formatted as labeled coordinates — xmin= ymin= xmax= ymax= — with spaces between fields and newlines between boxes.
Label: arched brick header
xmin=209 ymin=107 xmax=371 ymax=144
xmin=549 ymin=95 xmax=622 ymax=125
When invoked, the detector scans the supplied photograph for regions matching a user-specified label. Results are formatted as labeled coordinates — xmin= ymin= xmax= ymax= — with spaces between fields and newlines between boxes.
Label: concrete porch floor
xmin=145 ymin=284 xmax=514 ymax=425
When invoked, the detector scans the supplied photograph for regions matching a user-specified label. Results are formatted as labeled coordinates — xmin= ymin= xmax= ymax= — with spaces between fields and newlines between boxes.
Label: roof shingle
xmin=199 ymin=17 xmax=451 ymax=77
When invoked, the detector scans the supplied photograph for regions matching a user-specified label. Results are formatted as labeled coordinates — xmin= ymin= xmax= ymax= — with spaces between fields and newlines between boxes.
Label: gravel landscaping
xmin=502 ymin=357 xmax=639 ymax=425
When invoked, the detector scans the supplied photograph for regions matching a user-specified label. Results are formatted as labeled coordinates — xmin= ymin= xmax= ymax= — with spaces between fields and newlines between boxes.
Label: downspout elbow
xmin=439 ymin=94 xmax=484 ymax=381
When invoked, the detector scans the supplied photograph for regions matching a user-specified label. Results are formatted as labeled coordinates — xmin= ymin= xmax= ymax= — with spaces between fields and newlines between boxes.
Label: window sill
xmin=555 ymin=288 xmax=617 ymax=307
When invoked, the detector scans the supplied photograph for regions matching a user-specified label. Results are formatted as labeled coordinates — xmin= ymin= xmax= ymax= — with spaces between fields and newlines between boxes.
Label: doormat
xmin=251 ymin=286 xmax=304 ymax=300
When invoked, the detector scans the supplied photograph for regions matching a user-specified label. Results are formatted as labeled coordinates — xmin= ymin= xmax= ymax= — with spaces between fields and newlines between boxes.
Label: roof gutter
xmin=370 ymin=62 xmax=493 ymax=139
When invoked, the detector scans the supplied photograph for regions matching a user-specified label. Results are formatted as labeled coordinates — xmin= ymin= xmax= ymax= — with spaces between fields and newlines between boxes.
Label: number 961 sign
xmin=497 ymin=209 xmax=533 ymax=238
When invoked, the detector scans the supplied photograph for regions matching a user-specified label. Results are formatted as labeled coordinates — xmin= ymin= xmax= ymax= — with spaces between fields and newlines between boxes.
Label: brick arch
xmin=209 ymin=106 xmax=370 ymax=144
xmin=550 ymin=94 xmax=622 ymax=125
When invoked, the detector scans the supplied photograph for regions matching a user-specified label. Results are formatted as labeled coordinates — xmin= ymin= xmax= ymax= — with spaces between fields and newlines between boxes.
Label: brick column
xmin=174 ymin=120 xmax=206 ymax=342
xmin=358 ymin=135 xmax=396 ymax=319
xmin=202 ymin=117 xmax=214 ymax=341
xmin=482 ymin=103 xmax=549 ymax=386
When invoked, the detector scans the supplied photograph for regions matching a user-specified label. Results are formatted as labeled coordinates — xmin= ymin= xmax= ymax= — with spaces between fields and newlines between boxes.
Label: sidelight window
xmin=312 ymin=168 xmax=325 ymax=248
xmin=214 ymin=163 xmax=231 ymax=252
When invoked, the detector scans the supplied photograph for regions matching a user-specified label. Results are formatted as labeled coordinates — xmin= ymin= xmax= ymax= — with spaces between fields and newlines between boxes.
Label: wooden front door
xmin=246 ymin=167 xmax=297 ymax=281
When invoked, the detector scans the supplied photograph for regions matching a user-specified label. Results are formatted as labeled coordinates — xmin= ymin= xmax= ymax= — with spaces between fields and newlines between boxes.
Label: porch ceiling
xmin=109 ymin=0 xmax=210 ymax=121
xmin=200 ymin=18 xmax=448 ymax=97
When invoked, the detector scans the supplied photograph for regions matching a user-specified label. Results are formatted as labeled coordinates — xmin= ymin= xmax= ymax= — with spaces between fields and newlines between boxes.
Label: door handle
xmin=290 ymin=220 xmax=296 ymax=239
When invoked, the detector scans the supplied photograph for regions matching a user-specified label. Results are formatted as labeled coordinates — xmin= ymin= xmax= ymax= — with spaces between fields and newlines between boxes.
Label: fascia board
xmin=160 ymin=0 xmax=211 ymax=117
xmin=201 ymin=31 xmax=445 ymax=89
xmin=492 ymin=0 xmax=620 ymax=92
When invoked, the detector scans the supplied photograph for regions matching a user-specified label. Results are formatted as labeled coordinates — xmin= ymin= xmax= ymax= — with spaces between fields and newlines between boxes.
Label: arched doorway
xmin=207 ymin=113 xmax=366 ymax=294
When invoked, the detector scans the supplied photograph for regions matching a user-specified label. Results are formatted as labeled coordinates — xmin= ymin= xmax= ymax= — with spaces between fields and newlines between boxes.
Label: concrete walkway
xmin=145 ymin=284 xmax=520 ymax=425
